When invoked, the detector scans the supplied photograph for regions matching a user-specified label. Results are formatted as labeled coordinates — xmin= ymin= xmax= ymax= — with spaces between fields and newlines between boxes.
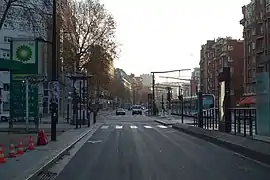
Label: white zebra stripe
xmin=157 ymin=125 xmax=167 ymax=129
xmin=144 ymin=126 xmax=153 ymax=129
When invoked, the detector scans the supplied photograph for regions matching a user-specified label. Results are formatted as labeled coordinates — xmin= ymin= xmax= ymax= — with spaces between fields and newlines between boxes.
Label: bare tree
xmin=0 ymin=0 xmax=52 ymax=37
xmin=61 ymin=0 xmax=119 ymax=72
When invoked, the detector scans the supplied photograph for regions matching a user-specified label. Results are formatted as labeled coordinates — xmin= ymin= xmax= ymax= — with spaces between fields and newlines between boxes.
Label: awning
xmin=238 ymin=96 xmax=256 ymax=105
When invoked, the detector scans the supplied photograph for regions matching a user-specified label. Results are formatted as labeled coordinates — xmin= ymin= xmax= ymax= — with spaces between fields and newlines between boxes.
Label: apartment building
xmin=200 ymin=38 xmax=244 ymax=107
xmin=200 ymin=40 xmax=215 ymax=94
xmin=239 ymin=0 xmax=270 ymax=106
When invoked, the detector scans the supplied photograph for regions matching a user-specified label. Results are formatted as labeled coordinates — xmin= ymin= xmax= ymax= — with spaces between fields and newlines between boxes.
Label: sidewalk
xmin=155 ymin=117 xmax=270 ymax=166
xmin=0 ymin=123 xmax=101 ymax=180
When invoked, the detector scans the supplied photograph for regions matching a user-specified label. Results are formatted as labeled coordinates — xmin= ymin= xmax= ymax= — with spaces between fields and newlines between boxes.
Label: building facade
xmin=200 ymin=40 xmax=216 ymax=94
xmin=200 ymin=37 xmax=244 ymax=107
xmin=140 ymin=74 xmax=152 ymax=87
xmin=0 ymin=0 xmax=74 ymax=118
xmin=240 ymin=0 xmax=270 ymax=106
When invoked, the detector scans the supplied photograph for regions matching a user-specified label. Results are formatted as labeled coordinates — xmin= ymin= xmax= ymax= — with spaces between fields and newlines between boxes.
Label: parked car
xmin=132 ymin=105 xmax=143 ymax=115
xmin=0 ymin=112 xmax=9 ymax=122
xmin=116 ymin=108 xmax=126 ymax=115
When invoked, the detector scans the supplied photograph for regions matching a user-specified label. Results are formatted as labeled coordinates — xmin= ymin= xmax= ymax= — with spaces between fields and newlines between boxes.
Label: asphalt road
xmin=55 ymin=114 xmax=270 ymax=180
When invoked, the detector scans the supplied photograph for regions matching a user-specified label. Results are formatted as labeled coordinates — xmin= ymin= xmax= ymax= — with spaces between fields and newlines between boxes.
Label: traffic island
xmin=171 ymin=123 xmax=270 ymax=166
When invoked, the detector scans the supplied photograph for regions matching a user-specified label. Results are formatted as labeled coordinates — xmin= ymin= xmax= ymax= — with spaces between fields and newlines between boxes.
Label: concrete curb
xmin=155 ymin=119 xmax=270 ymax=166
xmin=24 ymin=123 xmax=101 ymax=180
xmin=154 ymin=119 xmax=175 ymax=126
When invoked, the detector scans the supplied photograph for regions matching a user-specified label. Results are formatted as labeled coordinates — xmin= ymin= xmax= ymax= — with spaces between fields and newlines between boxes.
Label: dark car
xmin=116 ymin=108 xmax=126 ymax=115
xmin=132 ymin=105 xmax=142 ymax=115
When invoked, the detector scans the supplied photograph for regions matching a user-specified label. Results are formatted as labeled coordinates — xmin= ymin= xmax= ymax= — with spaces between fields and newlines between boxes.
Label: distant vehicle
xmin=132 ymin=105 xmax=142 ymax=115
xmin=116 ymin=108 xmax=126 ymax=115
xmin=0 ymin=112 xmax=9 ymax=122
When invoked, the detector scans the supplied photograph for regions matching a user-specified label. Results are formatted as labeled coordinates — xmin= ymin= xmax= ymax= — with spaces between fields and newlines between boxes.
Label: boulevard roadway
xmin=54 ymin=112 xmax=270 ymax=180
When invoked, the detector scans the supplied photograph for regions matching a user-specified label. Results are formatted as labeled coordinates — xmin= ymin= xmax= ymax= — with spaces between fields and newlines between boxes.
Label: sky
xmin=99 ymin=0 xmax=250 ymax=77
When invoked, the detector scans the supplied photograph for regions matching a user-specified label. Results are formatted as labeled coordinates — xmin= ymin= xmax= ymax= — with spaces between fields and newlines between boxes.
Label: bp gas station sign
xmin=9 ymin=39 xmax=39 ymax=123
xmin=12 ymin=40 xmax=36 ymax=64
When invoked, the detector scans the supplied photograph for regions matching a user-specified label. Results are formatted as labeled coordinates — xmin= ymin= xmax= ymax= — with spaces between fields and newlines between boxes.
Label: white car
xmin=132 ymin=105 xmax=142 ymax=115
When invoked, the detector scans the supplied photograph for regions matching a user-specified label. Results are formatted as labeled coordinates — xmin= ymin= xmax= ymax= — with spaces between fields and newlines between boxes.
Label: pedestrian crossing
xmin=99 ymin=125 xmax=168 ymax=130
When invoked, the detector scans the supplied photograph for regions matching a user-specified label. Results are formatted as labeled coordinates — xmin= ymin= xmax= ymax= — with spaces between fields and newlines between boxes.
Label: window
xmin=43 ymin=82 xmax=48 ymax=89
xmin=252 ymin=29 xmax=255 ymax=35
xmin=228 ymin=56 xmax=233 ymax=62
xmin=252 ymin=56 xmax=256 ymax=63
xmin=230 ymin=67 xmax=234 ymax=76
xmin=228 ymin=45 xmax=234 ymax=51
xmin=252 ymin=69 xmax=256 ymax=78
xmin=43 ymin=107 xmax=48 ymax=113
xmin=3 ymin=84 xmax=9 ymax=91
xmin=252 ymin=42 xmax=255 ymax=49
xmin=3 ymin=36 xmax=11 ymax=43
xmin=2 ymin=49 xmax=10 ymax=58
xmin=44 ymin=89 xmax=49 ymax=96
xmin=3 ymin=102 xmax=10 ymax=111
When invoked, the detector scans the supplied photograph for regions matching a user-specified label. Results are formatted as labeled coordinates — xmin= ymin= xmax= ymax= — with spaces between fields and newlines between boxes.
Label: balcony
xmin=256 ymin=47 xmax=264 ymax=54
xmin=256 ymin=33 xmax=264 ymax=39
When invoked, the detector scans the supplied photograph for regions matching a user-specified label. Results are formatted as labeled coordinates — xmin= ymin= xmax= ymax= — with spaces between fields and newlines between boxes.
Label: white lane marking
xmin=115 ymin=125 xmax=123 ymax=129
xmin=157 ymin=125 xmax=168 ymax=129
xmin=144 ymin=126 xmax=153 ymax=129
xmin=130 ymin=125 xmax=138 ymax=129
xmin=101 ymin=126 xmax=109 ymax=129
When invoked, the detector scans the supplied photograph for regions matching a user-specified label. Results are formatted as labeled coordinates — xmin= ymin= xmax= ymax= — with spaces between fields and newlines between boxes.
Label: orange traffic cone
xmin=0 ymin=145 xmax=7 ymax=163
xmin=28 ymin=136 xmax=35 ymax=150
xmin=16 ymin=140 xmax=24 ymax=155
xmin=8 ymin=144 xmax=17 ymax=158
